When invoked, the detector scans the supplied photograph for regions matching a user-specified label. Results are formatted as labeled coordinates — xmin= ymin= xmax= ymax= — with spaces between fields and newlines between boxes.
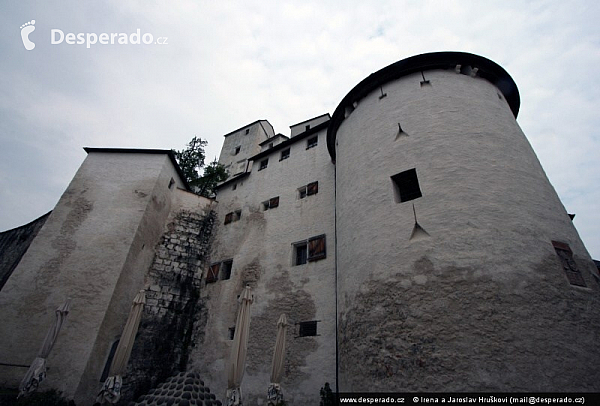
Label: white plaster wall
xmin=334 ymin=69 xmax=600 ymax=391
xmin=219 ymin=121 xmax=274 ymax=176
xmin=193 ymin=128 xmax=336 ymax=404
xmin=0 ymin=151 xmax=189 ymax=403
xmin=290 ymin=114 xmax=330 ymax=138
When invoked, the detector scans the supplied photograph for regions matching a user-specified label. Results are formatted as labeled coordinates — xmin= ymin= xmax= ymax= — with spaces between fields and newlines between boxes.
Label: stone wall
xmin=120 ymin=209 xmax=215 ymax=404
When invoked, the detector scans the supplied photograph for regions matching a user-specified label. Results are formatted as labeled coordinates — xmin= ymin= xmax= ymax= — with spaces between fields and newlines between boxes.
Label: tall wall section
xmin=0 ymin=149 xmax=193 ymax=405
xmin=329 ymin=52 xmax=600 ymax=391
xmin=192 ymin=122 xmax=336 ymax=404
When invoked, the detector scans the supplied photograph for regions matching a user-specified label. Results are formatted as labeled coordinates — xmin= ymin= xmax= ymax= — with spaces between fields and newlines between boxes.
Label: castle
xmin=1 ymin=52 xmax=599 ymax=405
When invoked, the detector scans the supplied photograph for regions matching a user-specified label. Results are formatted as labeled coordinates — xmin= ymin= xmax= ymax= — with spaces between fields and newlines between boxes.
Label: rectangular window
xmin=245 ymin=128 xmax=250 ymax=135
xmin=263 ymin=196 xmax=280 ymax=211
xmin=307 ymin=136 xmax=318 ymax=149
xmin=228 ymin=327 xmax=235 ymax=340
xmin=225 ymin=210 xmax=241 ymax=225
xmin=391 ymin=168 xmax=422 ymax=203
xmin=259 ymin=159 xmax=268 ymax=171
xmin=280 ymin=148 xmax=290 ymax=161
xmin=298 ymin=181 xmax=318 ymax=199
xmin=298 ymin=321 xmax=318 ymax=337
xmin=224 ymin=212 xmax=233 ymax=225
xmin=293 ymin=235 xmax=326 ymax=265
xmin=206 ymin=263 xmax=220 ymax=284
xmin=234 ymin=146 xmax=241 ymax=155
xmin=552 ymin=241 xmax=587 ymax=287
xmin=220 ymin=260 xmax=233 ymax=280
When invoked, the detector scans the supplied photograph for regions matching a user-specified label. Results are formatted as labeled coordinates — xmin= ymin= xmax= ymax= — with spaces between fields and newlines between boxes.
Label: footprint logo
xmin=20 ymin=20 xmax=36 ymax=51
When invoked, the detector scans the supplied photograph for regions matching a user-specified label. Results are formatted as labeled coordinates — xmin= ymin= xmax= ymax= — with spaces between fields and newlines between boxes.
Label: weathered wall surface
xmin=0 ymin=211 xmax=50 ymax=291
xmin=219 ymin=120 xmax=275 ymax=177
xmin=193 ymin=126 xmax=336 ymax=404
xmin=120 ymin=190 xmax=215 ymax=404
xmin=0 ymin=151 xmax=189 ymax=405
xmin=334 ymin=68 xmax=600 ymax=391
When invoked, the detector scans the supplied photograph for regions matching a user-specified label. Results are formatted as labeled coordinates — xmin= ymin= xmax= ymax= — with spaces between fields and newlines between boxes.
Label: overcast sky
xmin=1 ymin=1 xmax=599 ymax=258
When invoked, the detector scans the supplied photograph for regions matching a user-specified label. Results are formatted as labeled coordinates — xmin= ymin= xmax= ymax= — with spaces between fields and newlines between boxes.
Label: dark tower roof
xmin=326 ymin=51 xmax=521 ymax=161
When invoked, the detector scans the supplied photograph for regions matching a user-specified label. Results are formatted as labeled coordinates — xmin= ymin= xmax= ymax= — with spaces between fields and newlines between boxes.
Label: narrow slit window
xmin=168 ymin=178 xmax=175 ymax=189
xmin=391 ymin=168 xmax=422 ymax=203
xmin=228 ymin=327 xmax=235 ymax=340
xmin=234 ymin=146 xmax=241 ymax=155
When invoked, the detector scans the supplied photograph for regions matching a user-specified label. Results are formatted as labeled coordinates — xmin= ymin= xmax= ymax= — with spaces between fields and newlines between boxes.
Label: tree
xmin=195 ymin=159 xmax=229 ymax=198
xmin=172 ymin=136 xmax=228 ymax=198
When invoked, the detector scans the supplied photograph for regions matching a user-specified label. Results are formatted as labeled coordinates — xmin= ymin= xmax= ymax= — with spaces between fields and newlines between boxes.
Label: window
xmin=268 ymin=142 xmax=274 ymax=149
xmin=552 ymin=241 xmax=586 ymax=287
xmin=259 ymin=159 xmax=268 ymax=171
xmin=207 ymin=260 xmax=233 ymax=283
xmin=232 ymin=183 xmax=237 ymax=191
xmin=293 ymin=235 xmax=326 ymax=265
xmin=228 ymin=327 xmax=235 ymax=340
xmin=280 ymin=148 xmax=290 ymax=161
xmin=220 ymin=260 xmax=233 ymax=280
xmin=262 ymin=196 xmax=280 ymax=211
xmin=298 ymin=321 xmax=318 ymax=337
xmin=307 ymin=136 xmax=318 ymax=149
xmin=245 ymin=128 xmax=250 ymax=135
xmin=295 ymin=243 xmax=308 ymax=265
xmin=234 ymin=146 xmax=241 ymax=155
xmin=391 ymin=168 xmax=422 ymax=203
xmin=305 ymin=124 xmax=310 ymax=132
xmin=224 ymin=210 xmax=242 ymax=225
xmin=298 ymin=181 xmax=318 ymax=199
xmin=168 ymin=177 xmax=175 ymax=189
xmin=206 ymin=263 xmax=220 ymax=283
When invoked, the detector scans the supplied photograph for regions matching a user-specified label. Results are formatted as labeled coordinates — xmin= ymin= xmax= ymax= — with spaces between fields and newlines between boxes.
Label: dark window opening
xmin=245 ymin=129 xmax=250 ymax=135
xmin=391 ymin=168 xmax=422 ymax=203
xmin=232 ymin=183 xmax=237 ymax=191
xmin=228 ymin=327 xmax=235 ymax=340
xmin=280 ymin=148 xmax=290 ymax=161
xmin=263 ymin=196 xmax=280 ymax=211
xmin=268 ymin=142 xmax=274 ymax=149
xmin=305 ymin=124 xmax=310 ymax=132
xmin=307 ymin=136 xmax=318 ymax=149
xmin=234 ymin=146 xmax=241 ymax=155
xmin=234 ymin=210 xmax=242 ymax=221
xmin=259 ymin=159 xmax=268 ymax=171
xmin=552 ymin=241 xmax=587 ymax=287
xmin=298 ymin=321 xmax=318 ymax=337
xmin=168 ymin=178 xmax=175 ymax=189
xmin=295 ymin=244 xmax=308 ymax=266
xmin=299 ymin=181 xmax=318 ymax=199
xmin=299 ymin=187 xmax=307 ymax=199
xmin=224 ymin=212 xmax=233 ymax=225
xmin=221 ymin=260 xmax=233 ymax=280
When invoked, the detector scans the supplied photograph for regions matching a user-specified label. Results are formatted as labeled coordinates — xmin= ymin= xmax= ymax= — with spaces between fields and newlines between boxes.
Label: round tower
xmin=328 ymin=52 xmax=600 ymax=391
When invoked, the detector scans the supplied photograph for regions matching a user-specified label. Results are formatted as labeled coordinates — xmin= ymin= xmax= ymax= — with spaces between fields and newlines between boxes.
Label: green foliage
xmin=0 ymin=388 xmax=74 ymax=406
xmin=319 ymin=382 xmax=335 ymax=406
xmin=195 ymin=159 xmax=229 ymax=198
xmin=172 ymin=137 xmax=228 ymax=198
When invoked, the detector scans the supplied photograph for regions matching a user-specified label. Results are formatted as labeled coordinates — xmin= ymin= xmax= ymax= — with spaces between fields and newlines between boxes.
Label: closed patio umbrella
xmin=19 ymin=298 xmax=72 ymax=397
xmin=226 ymin=285 xmax=253 ymax=406
xmin=97 ymin=290 xmax=146 ymax=404
xmin=267 ymin=314 xmax=287 ymax=405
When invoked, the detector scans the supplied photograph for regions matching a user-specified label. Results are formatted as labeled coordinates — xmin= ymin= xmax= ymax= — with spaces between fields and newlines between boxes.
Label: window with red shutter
xmin=307 ymin=182 xmax=318 ymax=196
xmin=308 ymin=235 xmax=326 ymax=261
xmin=206 ymin=263 xmax=220 ymax=283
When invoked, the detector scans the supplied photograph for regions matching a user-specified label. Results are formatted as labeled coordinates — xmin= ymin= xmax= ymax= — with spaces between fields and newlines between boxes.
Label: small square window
xmin=221 ymin=260 xmax=233 ymax=280
xmin=259 ymin=159 xmax=268 ymax=171
xmin=307 ymin=136 xmax=318 ymax=149
xmin=234 ymin=146 xmax=241 ymax=155
xmin=305 ymin=124 xmax=310 ymax=131
xmin=294 ymin=243 xmax=308 ymax=266
xmin=298 ymin=321 xmax=318 ymax=337
xmin=391 ymin=168 xmax=422 ymax=203
xmin=280 ymin=148 xmax=290 ymax=161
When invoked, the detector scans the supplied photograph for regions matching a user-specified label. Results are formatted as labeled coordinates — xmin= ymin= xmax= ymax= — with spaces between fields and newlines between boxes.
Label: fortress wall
xmin=333 ymin=66 xmax=600 ymax=391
